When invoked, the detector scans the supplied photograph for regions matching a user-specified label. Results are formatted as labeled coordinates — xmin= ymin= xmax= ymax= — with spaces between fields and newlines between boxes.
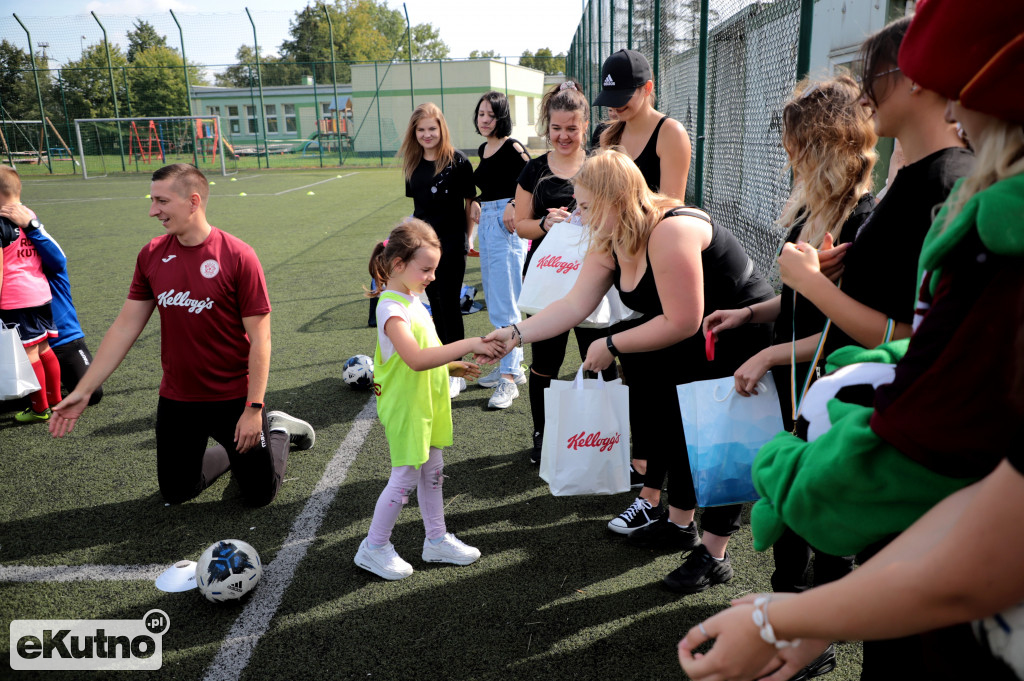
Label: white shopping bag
xmin=1 ymin=323 xmax=41 ymax=400
xmin=540 ymin=368 xmax=631 ymax=496
xmin=677 ymin=373 xmax=785 ymax=507
xmin=517 ymin=216 xmax=638 ymax=328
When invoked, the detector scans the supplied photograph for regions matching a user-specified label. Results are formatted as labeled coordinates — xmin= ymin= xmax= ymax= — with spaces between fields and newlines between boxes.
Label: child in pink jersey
xmin=0 ymin=166 xmax=61 ymax=423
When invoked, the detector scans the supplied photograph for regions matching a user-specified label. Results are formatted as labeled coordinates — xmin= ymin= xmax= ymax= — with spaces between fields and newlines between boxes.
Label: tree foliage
xmin=214 ymin=46 xmax=302 ymax=88
xmin=126 ymin=20 xmax=168 ymax=63
xmin=0 ymin=40 xmax=39 ymax=120
xmin=469 ymin=50 xmax=499 ymax=59
xmin=58 ymin=43 xmax=129 ymax=120
xmin=519 ymin=48 xmax=566 ymax=75
xmin=127 ymin=45 xmax=205 ymax=117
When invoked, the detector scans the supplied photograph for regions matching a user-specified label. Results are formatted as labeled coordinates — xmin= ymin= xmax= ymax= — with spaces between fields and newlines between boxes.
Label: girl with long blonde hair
xmin=400 ymin=103 xmax=476 ymax=397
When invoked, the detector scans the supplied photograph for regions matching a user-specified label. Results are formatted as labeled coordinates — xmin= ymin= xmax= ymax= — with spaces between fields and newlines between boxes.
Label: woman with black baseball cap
xmin=594 ymin=49 xmax=692 ymax=200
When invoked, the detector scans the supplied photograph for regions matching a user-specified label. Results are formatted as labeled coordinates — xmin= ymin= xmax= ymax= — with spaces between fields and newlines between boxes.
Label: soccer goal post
xmin=73 ymin=115 xmax=232 ymax=179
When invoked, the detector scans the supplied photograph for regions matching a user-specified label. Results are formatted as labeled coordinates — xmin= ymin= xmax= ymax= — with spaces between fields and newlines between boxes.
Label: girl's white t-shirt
xmin=375 ymin=290 xmax=429 ymax=362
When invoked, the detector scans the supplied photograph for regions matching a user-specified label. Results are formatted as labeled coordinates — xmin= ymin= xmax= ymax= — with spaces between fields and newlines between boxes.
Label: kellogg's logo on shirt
xmin=566 ymin=431 xmax=621 ymax=453
xmin=156 ymin=289 xmax=215 ymax=315
xmin=535 ymin=254 xmax=580 ymax=275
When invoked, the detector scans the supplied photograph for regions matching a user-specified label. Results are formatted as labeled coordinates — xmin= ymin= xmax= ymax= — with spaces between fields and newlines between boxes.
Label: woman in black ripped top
xmin=594 ymin=49 xmax=692 ymax=198
xmin=489 ymin=150 xmax=773 ymax=592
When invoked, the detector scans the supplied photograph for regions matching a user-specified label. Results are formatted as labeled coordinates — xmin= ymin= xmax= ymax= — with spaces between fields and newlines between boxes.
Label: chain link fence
xmin=569 ymin=0 xmax=810 ymax=287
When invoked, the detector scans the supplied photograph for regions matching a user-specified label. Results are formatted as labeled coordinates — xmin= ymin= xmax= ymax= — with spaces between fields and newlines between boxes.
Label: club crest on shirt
xmin=200 ymin=259 xmax=220 ymax=279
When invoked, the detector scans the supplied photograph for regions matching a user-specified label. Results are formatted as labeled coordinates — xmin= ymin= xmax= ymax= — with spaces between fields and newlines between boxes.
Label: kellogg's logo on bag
xmin=535 ymin=254 xmax=580 ymax=275
xmin=566 ymin=431 xmax=621 ymax=453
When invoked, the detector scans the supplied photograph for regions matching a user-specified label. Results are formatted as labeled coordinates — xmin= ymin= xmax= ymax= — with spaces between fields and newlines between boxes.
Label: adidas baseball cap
xmin=594 ymin=49 xmax=653 ymax=108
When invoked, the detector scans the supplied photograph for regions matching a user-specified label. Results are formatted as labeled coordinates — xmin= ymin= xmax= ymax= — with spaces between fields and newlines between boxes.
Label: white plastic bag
xmin=540 ymin=368 xmax=631 ymax=496
xmin=517 ymin=217 xmax=638 ymax=328
xmin=1 ymin=323 xmax=41 ymax=400
xmin=677 ymin=373 xmax=785 ymax=507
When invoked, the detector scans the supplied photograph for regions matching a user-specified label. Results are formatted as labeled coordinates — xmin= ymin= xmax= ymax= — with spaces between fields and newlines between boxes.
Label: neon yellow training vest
xmin=373 ymin=291 xmax=453 ymax=468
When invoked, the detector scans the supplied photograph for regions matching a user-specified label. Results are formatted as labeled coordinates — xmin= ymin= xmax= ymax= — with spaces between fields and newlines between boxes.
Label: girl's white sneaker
xmin=355 ymin=538 xmax=414 ymax=580
xmin=421 ymin=533 xmax=481 ymax=565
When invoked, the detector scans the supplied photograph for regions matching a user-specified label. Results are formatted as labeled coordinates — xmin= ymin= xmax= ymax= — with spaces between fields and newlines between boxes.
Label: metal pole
xmin=796 ymin=0 xmax=814 ymax=81
xmin=653 ymin=0 xmax=661 ymax=93
xmin=374 ymin=61 xmax=383 ymax=167
xmin=169 ymin=10 xmax=193 ymax=116
xmin=439 ymin=59 xmax=444 ymax=113
xmin=58 ymin=70 xmax=74 ymax=159
xmin=610 ymin=0 xmax=615 ymax=53
xmin=122 ymin=66 xmax=133 ymax=118
xmin=247 ymin=65 xmax=261 ymax=169
xmin=90 ymin=12 xmax=124 ymax=172
xmin=403 ymin=3 xmax=414 ymax=109
xmin=628 ymin=0 xmax=634 ymax=49
xmin=598 ymin=0 xmax=603 ymax=88
xmin=312 ymin=66 xmax=323 ymax=167
xmin=321 ymin=3 xmax=343 ymax=166
xmin=694 ymin=0 xmax=709 ymax=207
xmin=246 ymin=7 xmax=270 ymax=167
xmin=586 ymin=6 xmax=593 ymax=128
xmin=13 ymin=14 xmax=53 ymax=173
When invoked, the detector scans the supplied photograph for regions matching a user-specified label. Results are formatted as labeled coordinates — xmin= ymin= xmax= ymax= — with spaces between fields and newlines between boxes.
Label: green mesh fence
xmin=569 ymin=0 xmax=806 ymax=286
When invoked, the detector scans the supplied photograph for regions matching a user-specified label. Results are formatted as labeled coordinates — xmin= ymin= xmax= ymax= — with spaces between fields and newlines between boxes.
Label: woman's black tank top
xmin=632 ymin=116 xmax=668 ymax=193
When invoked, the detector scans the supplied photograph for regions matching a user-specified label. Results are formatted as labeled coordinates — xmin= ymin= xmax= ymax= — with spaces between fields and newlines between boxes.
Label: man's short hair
xmin=0 ymin=166 xmax=23 ymax=201
xmin=152 ymin=163 xmax=209 ymax=206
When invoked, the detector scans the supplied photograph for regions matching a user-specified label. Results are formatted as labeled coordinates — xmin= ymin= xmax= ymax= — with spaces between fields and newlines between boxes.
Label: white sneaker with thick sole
xmin=421 ymin=533 xmax=481 ymax=565
xmin=267 ymin=410 xmax=315 ymax=450
xmin=449 ymin=376 xmax=466 ymax=399
xmin=478 ymin=366 xmax=528 ymax=388
xmin=354 ymin=538 xmax=414 ymax=580
xmin=487 ymin=378 xmax=519 ymax=409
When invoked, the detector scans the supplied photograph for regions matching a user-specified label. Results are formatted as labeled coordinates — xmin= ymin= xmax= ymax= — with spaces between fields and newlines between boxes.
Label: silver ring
xmin=698 ymin=622 xmax=709 ymax=637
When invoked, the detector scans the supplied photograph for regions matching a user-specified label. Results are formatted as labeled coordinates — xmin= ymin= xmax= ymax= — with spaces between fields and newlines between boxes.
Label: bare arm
xmin=656 ymin=119 xmax=692 ymax=201
xmin=679 ymin=460 xmax=1024 ymax=681
xmin=733 ymin=333 xmax=822 ymax=397
xmin=779 ymin=242 xmax=912 ymax=346
xmin=513 ymin=185 xmax=548 ymax=240
xmin=385 ymin=317 xmax=502 ymax=372
xmin=50 ymin=298 xmax=156 ymax=436
xmin=235 ymin=313 xmax=271 ymax=453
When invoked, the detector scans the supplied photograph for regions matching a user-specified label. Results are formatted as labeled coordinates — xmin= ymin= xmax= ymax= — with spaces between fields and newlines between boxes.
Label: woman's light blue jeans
xmin=478 ymin=198 xmax=527 ymax=376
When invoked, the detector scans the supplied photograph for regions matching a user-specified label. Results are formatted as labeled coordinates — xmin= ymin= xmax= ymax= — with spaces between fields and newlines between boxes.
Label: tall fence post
xmin=796 ymin=0 xmax=815 ymax=81
xmin=403 ymin=3 xmax=414 ymax=109
xmin=169 ymin=10 xmax=193 ymax=116
xmin=91 ymin=12 xmax=125 ymax=172
xmin=374 ymin=61 xmax=384 ymax=167
xmin=653 ymin=0 xmax=661 ymax=93
xmin=438 ymin=59 xmax=444 ymax=113
xmin=628 ymin=0 xmax=634 ymax=49
xmin=13 ymin=15 xmax=53 ymax=173
xmin=246 ymin=7 xmax=270 ymax=167
xmin=321 ymin=3 xmax=344 ymax=166
xmin=694 ymin=0 xmax=709 ymax=207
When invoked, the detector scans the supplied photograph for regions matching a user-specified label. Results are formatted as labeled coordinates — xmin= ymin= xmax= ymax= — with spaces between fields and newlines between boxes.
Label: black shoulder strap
xmin=664 ymin=207 xmax=711 ymax=224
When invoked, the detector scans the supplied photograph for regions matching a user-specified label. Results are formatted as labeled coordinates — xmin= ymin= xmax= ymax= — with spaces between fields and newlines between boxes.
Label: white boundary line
xmin=202 ymin=396 xmax=376 ymax=681
xmin=273 ymin=172 xmax=358 ymax=195
xmin=0 ymin=564 xmax=164 ymax=582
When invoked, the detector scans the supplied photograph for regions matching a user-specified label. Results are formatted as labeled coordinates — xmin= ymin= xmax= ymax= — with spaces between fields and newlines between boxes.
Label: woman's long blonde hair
xmin=938 ymin=121 xmax=1024 ymax=229
xmin=400 ymin=103 xmax=456 ymax=181
xmin=573 ymin=148 xmax=681 ymax=259
xmin=776 ymin=73 xmax=878 ymax=247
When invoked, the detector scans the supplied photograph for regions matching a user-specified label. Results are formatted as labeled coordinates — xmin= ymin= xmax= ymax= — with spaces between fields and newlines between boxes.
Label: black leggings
xmin=425 ymin=249 xmax=466 ymax=346
xmin=156 ymin=397 xmax=288 ymax=507
xmin=53 ymin=338 xmax=103 ymax=406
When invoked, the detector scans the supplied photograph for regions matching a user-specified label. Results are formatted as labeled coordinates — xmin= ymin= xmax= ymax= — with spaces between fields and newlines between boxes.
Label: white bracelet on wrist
xmin=752 ymin=596 xmax=801 ymax=650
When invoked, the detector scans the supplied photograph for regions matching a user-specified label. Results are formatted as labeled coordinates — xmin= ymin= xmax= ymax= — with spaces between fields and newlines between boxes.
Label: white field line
xmin=201 ymin=396 xmax=376 ymax=681
xmin=273 ymin=172 xmax=358 ymax=195
xmin=0 ymin=564 xmax=164 ymax=582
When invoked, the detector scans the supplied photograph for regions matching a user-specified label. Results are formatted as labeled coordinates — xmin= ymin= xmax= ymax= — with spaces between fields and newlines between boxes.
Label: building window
xmin=227 ymin=105 xmax=240 ymax=134
xmin=207 ymin=105 xmax=221 ymax=117
xmin=265 ymin=104 xmax=278 ymax=134
xmin=322 ymin=102 xmax=331 ymax=116
xmin=246 ymin=105 xmax=258 ymax=134
xmin=284 ymin=103 xmax=297 ymax=133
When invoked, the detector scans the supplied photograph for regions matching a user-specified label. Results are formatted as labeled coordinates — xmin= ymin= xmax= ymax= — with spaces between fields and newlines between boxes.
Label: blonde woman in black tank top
xmin=594 ymin=49 xmax=692 ymax=198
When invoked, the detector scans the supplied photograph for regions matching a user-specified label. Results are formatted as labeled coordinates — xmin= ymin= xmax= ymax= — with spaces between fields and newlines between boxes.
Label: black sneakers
xmin=626 ymin=516 xmax=701 ymax=551
xmin=530 ymin=431 xmax=543 ymax=465
xmin=789 ymin=644 xmax=837 ymax=681
xmin=607 ymin=497 xmax=662 ymax=534
xmin=663 ymin=545 xmax=734 ymax=594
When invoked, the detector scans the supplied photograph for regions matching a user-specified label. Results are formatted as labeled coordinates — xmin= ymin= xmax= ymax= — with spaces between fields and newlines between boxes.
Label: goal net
xmin=73 ymin=116 xmax=236 ymax=179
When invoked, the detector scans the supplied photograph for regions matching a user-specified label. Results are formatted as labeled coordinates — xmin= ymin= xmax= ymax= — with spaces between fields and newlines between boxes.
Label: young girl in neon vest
xmin=355 ymin=219 xmax=502 ymax=581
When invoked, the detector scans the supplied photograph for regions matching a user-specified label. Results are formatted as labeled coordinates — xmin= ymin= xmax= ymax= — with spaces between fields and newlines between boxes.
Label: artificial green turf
xmin=1 ymin=169 xmax=861 ymax=680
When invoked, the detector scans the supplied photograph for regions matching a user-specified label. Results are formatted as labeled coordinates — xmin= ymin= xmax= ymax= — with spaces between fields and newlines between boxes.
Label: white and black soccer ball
xmin=343 ymin=354 xmax=374 ymax=389
xmin=196 ymin=539 xmax=262 ymax=603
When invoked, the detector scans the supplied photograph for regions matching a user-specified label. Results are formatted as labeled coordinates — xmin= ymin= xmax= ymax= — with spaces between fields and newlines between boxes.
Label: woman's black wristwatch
xmin=606 ymin=335 xmax=620 ymax=357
